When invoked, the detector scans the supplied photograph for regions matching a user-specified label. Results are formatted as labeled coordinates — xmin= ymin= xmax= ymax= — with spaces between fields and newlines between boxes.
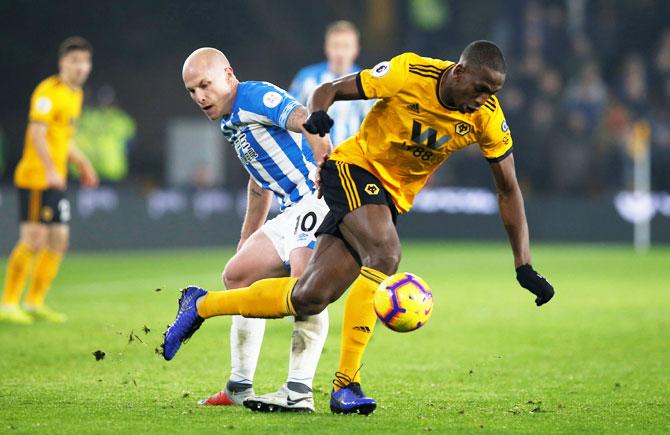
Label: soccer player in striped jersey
xmin=164 ymin=41 xmax=555 ymax=415
xmin=289 ymin=21 xmax=372 ymax=146
xmin=177 ymin=47 xmax=331 ymax=412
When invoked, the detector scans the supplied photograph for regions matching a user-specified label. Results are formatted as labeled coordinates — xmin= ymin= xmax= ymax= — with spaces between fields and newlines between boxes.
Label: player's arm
xmin=285 ymin=105 xmax=332 ymax=165
xmin=303 ymin=74 xmax=363 ymax=137
xmin=28 ymin=122 xmax=65 ymax=190
xmin=68 ymin=141 xmax=99 ymax=188
xmin=490 ymin=155 xmax=554 ymax=306
xmin=238 ymin=178 xmax=272 ymax=252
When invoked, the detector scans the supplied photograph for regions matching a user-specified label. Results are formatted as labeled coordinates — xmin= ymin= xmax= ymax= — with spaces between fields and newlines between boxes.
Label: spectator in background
xmin=564 ymin=61 xmax=608 ymax=126
xmin=75 ymin=85 xmax=136 ymax=181
xmin=289 ymin=20 xmax=372 ymax=146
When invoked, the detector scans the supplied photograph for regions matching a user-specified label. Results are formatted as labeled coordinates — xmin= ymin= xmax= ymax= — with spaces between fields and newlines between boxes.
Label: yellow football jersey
xmin=329 ymin=52 xmax=512 ymax=213
xmin=14 ymin=75 xmax=83 ymax=189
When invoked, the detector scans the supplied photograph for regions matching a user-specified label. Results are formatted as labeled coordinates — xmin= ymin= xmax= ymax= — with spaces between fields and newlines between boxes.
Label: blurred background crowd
xmin=1 ymin=0 xmax=668 ymax=196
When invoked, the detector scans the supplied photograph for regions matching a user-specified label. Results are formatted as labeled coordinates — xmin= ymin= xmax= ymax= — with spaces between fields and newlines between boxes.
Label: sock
xmin=287 ymin=308 xmax=329 ymax=390
xmin=197 ymin=277 xmax=297 ymax=319
xmin=228 ymin=315 xmax=266 ymax=385
xmin=1 ymin=242 xmax=36 ymax=306
xmin=25 ymin=249 xmax=63 ymax=307
xmin=335 ymin=266 xmax=388 ymax=390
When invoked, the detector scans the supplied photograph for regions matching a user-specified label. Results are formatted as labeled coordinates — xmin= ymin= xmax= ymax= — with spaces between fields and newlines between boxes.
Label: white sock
xmin=286 ymin=308 xmax=329 ymax=390
xmin=229 ymin=315 xmax=266 ymax=385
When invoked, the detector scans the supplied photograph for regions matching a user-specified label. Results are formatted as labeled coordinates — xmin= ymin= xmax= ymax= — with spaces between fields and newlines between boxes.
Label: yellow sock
xmin=25 ymin=249 xmax=63 ymax=306
xmin=2 ymin=242 xmax=36 ymax=306
xmin=335 ymin=266 xmax=388 ymax=390
xmin=197 ymin=277 xmax=297 ymax=319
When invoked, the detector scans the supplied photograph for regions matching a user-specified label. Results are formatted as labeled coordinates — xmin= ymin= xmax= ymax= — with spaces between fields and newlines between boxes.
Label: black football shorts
xmin=316 ymin=160 xmax=398 ymax=244
xmin=18 ymin=188 xmax=71 ymax=224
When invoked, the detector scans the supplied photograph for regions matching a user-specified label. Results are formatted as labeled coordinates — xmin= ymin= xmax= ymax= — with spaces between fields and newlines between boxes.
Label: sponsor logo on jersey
xmin=406 ymin=103 xmax=420 ymax=114
xmin=501 ymin=119 xmax=509 ymax=132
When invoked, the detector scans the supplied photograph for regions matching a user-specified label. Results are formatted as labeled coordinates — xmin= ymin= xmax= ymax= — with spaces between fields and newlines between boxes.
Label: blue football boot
xmin=329 ymin=372 xmax=377 ymax=415
xmin=161 ymin=286 xmax=208 ymax=361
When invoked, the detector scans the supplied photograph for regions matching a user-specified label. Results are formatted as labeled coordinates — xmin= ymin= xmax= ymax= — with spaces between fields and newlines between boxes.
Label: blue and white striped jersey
xmin=289 ymin=62 xmax=373 ymax=146
xmin=220 ymin=81 xmax=316 ymax=210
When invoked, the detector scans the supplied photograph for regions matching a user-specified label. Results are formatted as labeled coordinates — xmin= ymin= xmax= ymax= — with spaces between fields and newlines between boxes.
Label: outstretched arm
xmin=490 ymin=154 xmax=530 ymax=268
xmin=285 ymin=106 xmax=331 ymax=165
xmin=303 ymin=74 xmax=364 ymax=137
xmin=490 ymin=154 xmax=554 ymax=306
xmin=308 ymin=73 xmax=364 ymax=113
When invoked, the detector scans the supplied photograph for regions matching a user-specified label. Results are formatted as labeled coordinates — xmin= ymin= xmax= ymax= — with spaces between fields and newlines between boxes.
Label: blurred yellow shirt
xmin=329 ymin=52 xmax=512 ymax=213
xmin=14 ymin=75 xmax=83 ymax=189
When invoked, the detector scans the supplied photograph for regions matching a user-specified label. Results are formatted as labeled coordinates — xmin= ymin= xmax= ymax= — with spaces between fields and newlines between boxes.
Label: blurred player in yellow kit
xmin=0 ymin=36 xmax=98 ymax=325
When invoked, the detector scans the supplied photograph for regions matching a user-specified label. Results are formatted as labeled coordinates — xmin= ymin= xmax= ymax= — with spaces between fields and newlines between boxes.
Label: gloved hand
xmin=303 ymin=110 xmax=334 ymax=137
xmin=516 ymin=264 xmax=554 ymax=306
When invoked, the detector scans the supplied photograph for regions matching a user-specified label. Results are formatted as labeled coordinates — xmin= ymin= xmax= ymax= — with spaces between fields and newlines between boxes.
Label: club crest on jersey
xmin=371 ymin=61 xmax=391 ymax=78
xmin=365 ymin=184 xmax=380 ymax=195
xmin=455 ymin=122 xmax=471 ymax=136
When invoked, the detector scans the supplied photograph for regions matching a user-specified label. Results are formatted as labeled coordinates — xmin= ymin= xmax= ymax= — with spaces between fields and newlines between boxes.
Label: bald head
xmin=182 ymin=47 xmax=230 ymax=79
xmin=183 ymin=47 xmax=238 ymax=120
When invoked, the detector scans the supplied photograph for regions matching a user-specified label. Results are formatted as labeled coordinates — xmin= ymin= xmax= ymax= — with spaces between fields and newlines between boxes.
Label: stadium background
xmin=1 ymin=1 xmax=669 ymax=433
xmin=1 ymin=0 xmax=670 ymax=250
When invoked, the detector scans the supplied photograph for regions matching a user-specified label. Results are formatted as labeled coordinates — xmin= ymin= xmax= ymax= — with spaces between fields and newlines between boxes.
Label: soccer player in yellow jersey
xmin=0 ymin=37 xmax=98 ymax=325
xmin=162 ymin=41 xmax=555 ymax=415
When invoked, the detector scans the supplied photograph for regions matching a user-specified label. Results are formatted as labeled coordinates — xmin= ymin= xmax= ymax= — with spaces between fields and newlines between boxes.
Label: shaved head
xmin=182 ymin=47 xmax=238 ymax=120
xmin=182 ymin=47 xmax=230 ymax=78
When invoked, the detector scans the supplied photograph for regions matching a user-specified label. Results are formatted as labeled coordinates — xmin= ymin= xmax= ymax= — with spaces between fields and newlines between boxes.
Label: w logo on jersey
xmin=411 ymin=121 xmax=450 ymax=149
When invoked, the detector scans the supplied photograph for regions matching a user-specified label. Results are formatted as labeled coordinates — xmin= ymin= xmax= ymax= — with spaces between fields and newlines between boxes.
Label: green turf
xmin=0 ymin=242 xmax=668 ymax=434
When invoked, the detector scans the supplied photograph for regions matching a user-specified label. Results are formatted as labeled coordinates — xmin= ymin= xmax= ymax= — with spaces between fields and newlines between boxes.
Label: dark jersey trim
xmin=409 ymin=69 xmax=440 ymax=79
xmin=486 ymin=147 xmax=513 ymax=163
xmin=409 ymin=63 xmax=443 ymax=72
xmin=356 ymin=72 xmax=368 ymax=100
xmin=435 ymin=64 xmax=458 ymax=111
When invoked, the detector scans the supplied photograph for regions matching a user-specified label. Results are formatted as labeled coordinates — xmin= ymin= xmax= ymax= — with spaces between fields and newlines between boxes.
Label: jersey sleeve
xmin=246 ymin=82 xmax=303 ymax=129
xmin=28 ymin=83 xmax=58 ymax=124
xmin=477 ymin=97 xmax=513 ymax=162
xmin=357 ymin=53 xmax=412 ymax=99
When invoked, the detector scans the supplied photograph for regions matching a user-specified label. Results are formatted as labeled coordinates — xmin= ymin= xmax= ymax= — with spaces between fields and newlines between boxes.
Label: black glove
xmin=303 ymin=110 xmax=334 ymax=137
xmin=516 ymin=264 xmax=554 ymax=306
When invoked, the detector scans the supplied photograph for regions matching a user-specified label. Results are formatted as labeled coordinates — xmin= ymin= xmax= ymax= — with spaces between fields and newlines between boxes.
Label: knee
xmin=291 ymin=284 xmax=329 ymax=317
xmin=222 ymin=261 xmax=248 ymax=289
xmin=361 ymin=241 xmax=401 ymax=275
xmin=20 ymin=231 xmax=47 ymax=252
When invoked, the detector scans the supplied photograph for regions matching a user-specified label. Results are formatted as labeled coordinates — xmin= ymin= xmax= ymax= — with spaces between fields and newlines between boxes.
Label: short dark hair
xmin=460 ymin=40 xmax=506 ymax=74
xmin=59 ymin=36 xmax=93 ymax=58
xmin=325 ymin=20 xmax=360 ymax=41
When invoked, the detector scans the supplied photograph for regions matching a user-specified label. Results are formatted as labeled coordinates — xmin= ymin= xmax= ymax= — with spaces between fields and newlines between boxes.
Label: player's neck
xmin=58 ymin=73 xmax=81 ymax=90
xmin=438 ymin=69 xmax=458 ymax=110
xmin=221 ymin=79 xmax=239 ymax=116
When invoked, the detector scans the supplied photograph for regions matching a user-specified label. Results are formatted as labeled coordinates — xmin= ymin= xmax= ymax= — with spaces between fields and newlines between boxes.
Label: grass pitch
xmin=0 ymin=242 xmax=668 ymax=434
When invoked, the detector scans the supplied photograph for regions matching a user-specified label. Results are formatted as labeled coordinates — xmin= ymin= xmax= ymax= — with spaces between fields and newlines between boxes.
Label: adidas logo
xmin=407 ymin=103 xmax=420 ymax=114
xmin=353 ymin=326 xmax=371 ymax=333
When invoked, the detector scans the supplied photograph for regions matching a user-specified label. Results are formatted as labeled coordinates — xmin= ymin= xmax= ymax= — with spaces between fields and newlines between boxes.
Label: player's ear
xmin=452 ymin=64 xmax=465 ymax=81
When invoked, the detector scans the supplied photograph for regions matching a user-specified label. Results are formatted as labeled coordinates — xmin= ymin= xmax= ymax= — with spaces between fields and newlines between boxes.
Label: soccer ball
xmin=374 ymin=272 xmax=433 ymax=332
